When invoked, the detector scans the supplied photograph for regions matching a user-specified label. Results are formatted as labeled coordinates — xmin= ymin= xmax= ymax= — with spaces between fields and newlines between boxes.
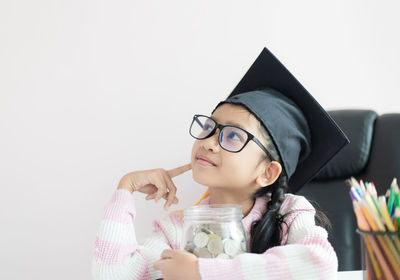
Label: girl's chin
xmin=193 ymin=171 xmax=217 ymax=184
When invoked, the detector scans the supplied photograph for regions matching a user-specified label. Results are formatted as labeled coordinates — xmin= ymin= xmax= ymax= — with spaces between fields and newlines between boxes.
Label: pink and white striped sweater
xmin=92 ymin=189 xmax=338 ymax=279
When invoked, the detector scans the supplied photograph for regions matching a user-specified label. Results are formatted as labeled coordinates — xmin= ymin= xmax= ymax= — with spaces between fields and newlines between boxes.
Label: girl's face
xmin=191 ymin=103 xmax=276 ymax=194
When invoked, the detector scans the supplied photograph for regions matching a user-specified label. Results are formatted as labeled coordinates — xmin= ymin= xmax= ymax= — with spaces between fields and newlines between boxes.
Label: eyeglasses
xmin=189 ymin=114 xmax=274 ymax=160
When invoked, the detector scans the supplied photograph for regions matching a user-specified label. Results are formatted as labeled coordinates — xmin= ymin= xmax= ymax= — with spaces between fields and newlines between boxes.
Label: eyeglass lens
xmin=190 ymin=115 xmax=248 ymax=152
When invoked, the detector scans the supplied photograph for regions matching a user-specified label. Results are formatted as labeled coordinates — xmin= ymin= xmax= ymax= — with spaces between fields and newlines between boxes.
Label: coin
xmin=207 ymin=233 xmax=221 ymax=240
xmin=184 ymin=223 xmax=247 ymax=258
xmin=224 ymin=239 xmax=241 ymax=256
xmin=207 ymin=238 xmax=224 ymax=255
xmin=194 ymin=247 xmax=212 ymax=258
xmin=193 ymin=231 xmax=209 ymax=248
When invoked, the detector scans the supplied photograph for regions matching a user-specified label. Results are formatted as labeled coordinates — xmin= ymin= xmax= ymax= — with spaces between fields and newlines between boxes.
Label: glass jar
xmin=356 ymin=229 xmax=400 ymax=280
xmin=181 ymin=204 xmax=249 ymax=259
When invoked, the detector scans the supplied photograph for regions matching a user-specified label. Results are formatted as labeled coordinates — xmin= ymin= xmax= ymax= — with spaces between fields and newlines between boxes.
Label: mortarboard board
xmin=211 ymin=47 xmax=350 ymax=193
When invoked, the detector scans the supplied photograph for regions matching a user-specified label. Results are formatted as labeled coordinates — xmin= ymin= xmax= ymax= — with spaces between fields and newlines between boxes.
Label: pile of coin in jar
xmin=183 ymin=223 xmax=248 ymax=259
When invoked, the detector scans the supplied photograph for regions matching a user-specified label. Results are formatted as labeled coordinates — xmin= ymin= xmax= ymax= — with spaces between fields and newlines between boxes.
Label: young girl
xmin=91 ymin=47 xmax=349 ymax=280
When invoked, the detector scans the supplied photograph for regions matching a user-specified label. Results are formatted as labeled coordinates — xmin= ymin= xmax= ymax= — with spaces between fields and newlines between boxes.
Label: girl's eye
xmin=227 ymin=132 xmax=243 ymax=142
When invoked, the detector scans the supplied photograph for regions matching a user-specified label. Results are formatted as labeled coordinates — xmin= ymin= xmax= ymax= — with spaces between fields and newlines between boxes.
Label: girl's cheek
xmin=223 ymin=161 xmax=251 ymax=185
xmin=191 ymin=143 xmax=199 ymax=161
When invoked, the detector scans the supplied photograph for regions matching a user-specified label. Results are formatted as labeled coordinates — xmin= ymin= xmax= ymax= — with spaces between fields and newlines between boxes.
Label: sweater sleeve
xmin=197 ymin=195 xmax=338 ymax=280
xmin=91 ymin=189 xmax=180 ymax=280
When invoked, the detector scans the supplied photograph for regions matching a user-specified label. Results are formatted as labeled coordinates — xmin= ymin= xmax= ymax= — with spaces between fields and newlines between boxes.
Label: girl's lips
xmin=196 ymin=158 xmax=216 ymax=166
xmin=196 ymin=155 xmax=216 ymax=166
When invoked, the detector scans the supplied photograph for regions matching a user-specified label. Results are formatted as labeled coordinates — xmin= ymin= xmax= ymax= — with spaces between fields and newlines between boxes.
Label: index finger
xmin=167 ymin=163 xmax=192 ymax=178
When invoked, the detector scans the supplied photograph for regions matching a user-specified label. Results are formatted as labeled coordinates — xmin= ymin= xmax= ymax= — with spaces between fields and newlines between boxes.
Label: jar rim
xmin=183 ymin=204 xmax=243 ymax=221
xmin=186 ymin=204 xmax=242 ymax=209
xmin=356 ymin=228 xmax=400 ymax=236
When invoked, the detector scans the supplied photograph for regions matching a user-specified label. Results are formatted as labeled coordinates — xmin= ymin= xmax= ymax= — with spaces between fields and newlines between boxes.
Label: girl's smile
xmin=195 ymin=158 xmax=216 ymax=166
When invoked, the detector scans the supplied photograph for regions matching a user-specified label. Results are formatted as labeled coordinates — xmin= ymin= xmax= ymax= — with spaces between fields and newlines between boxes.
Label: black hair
xmin=249 ymin=118 xmax=331 ymax=253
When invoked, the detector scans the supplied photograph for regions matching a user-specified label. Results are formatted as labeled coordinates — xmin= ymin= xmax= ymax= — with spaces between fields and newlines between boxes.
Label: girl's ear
xmin=256 ymin=161 xmax=282 ymax=187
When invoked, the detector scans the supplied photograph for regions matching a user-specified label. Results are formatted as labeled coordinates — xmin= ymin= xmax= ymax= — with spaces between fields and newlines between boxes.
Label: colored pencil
xmin=396 ymin=207 xmax=400 ymax=231
xmin=388 ymin=179 xmax=395 ymax=215
xmin=364 ymin=235 xmax=383 ymax=280
xmin=348 ymin=178 xmax=400 ymax=280
xmin=352 ymin=200 xmax=395 ymax=280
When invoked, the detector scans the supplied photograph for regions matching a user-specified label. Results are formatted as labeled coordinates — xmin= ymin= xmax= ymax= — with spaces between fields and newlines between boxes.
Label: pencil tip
xmin=395 ymin=207 xmax=400 ymax=217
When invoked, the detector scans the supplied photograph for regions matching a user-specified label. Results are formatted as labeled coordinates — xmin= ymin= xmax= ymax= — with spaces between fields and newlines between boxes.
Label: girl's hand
xmin=154 ymin=249 xmax=201 ymax=280
xmin=117 ymin=163 xmax=192 ymax=210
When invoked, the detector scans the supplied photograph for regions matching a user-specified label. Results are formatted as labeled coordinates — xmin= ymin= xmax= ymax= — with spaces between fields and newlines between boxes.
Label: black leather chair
xmin=297 ymin=109 xmax=400 ymax=271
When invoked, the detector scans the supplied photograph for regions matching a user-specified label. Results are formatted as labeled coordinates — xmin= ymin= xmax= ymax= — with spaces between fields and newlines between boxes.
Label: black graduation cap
xmin=211 ymin=47 xmax=350 ymax=193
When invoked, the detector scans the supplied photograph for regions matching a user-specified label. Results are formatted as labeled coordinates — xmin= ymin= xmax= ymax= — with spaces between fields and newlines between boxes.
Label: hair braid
xmin=250 ymin=172 xmax=289 ymax=253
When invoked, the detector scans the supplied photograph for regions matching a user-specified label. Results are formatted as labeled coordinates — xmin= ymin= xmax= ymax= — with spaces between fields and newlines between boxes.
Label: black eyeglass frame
xmin=189 ymin=114 xmax=275 ymax=161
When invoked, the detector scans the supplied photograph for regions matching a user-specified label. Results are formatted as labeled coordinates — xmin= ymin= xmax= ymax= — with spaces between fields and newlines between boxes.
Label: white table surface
xmin=337 ymin=270 xmax=363 ymax=280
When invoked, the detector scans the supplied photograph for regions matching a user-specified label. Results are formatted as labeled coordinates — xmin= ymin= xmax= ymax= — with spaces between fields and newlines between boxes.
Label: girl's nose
xmin=201 ymin=128 xmax=221 ymax=152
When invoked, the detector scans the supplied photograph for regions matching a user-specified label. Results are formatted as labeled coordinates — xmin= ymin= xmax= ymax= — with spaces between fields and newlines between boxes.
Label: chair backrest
xmin=297 ymin=109 xmax=400 ymax=271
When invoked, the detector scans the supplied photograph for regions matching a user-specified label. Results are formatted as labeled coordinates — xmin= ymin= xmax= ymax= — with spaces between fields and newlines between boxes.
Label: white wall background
xmin=1 ymin=0 xmax=399 ymax=279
